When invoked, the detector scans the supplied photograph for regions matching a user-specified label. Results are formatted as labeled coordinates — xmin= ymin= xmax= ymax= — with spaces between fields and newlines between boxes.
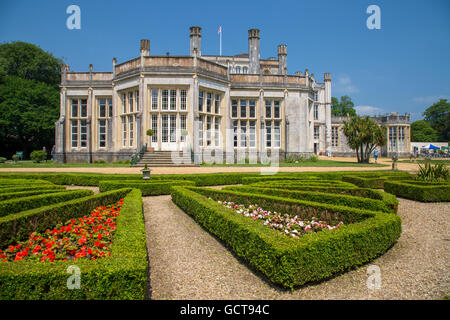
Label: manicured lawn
xmin=201 ymin=159 xmax=387 ymax=167
xmin=397 ymin=159 xmax=450 ymax=165
xmin=0 ymin=161 xmax=130 ymax=168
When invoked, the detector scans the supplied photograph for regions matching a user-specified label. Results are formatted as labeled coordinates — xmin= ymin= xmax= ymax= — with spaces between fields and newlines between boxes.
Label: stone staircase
xmin=133 ymin=151 xmax=198 ymax=167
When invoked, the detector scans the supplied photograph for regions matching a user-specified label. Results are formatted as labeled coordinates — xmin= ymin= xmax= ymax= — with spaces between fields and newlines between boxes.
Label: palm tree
xmin=343 ymin=115 xmax=386 ymax=163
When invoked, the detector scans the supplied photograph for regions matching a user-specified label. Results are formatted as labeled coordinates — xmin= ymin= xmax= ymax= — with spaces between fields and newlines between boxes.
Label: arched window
xmin=243 ymin=66 xmax=248 ymax=74
xmin=235 ymin=66 xmax=241 ymax=74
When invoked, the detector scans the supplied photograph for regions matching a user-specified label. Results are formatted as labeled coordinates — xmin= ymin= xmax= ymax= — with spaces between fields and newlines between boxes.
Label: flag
xmin=218 ymin=26 xmax=222 ymax=34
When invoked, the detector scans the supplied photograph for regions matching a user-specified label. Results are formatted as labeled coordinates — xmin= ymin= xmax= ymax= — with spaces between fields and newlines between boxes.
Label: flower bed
xmin=224 ymin=185 xmax=398 ymax=213
xmin=384 ymin=180 xmax=450 ymax=202
xmin=217 ymin=200 xmax=343 ymax=238
xmin=171 ymin=186 xmax=401 ymax=289
xmin=0 ymin=188 xmax=148 ymax=299
xmin=0 ymin=200 xmax=123 ymax=263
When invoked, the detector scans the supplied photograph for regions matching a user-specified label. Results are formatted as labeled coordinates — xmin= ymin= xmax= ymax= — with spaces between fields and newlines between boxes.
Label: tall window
xmin=122 ymin=117 xmax=127 ymax=147
xmin=274 ymin=121 xmax=281 ymax=147
xmin=214 ymin=117 xmax=220 ymax=146
xmin=108 ymin=98 xmax=113 ymax=117
xmin=233 ymin=120 xmax=238 ymax=147
xmin=180 ymin=90 xmax=187 ymax=111
xmin=135 ymin=91 xmax=139 ymax=111
xmin=198 ymin=116 xmax=204 ymax=146
xmin=99 ymin=120 xmax=106 ymax=148
xmin=169 ymin=114 xmax=176 ymax=142
xmin=206 ymin=93 xmax=212 ymax=113
xmin=214 ymin=94 xmax=220 ymax=114
xmin=161 ymin=115 xmax=169 ymax=143
xmin=80 ymin=100 xmax=87 ymax=118
xmin=71 ymin=100 xmax=78 ymax=117
xmin=79 ymin=120 xmax=87 ymax=146
xmin=180 ymin=114 xmax=187 ymax=142
xmin=314 ymin=126 xmax=320 ymax=140
xmin=198 ymin=91 xmax=204 ymax=112
xmin=71 ymin=120 xmax=78 ymax=148
xmin=314 ymin=105 xmax=319 ymax=120
xmin=265 ymin=121 xmax=272 ymax=147
xmin=332 ymin=127 xmax=339 ymax=147
xmin=249 ymin=121 xmax=256 ymax=148
xmin=243 ymin=66 xmax=248 ymax=74
xmin=206 ymin=116 xmax=212 ymax=146
xmin=249 ymin=100 xmax=256 ymax=118
xmin=389 ymin=127 xmax=397 ymax=150
xmin=151 ymin=115 xmax=158 ymax=143
xmin=122 ymin=94 xmax=127 ymax=113
xmin=151 ymin=90 xmax=158 ymax=110
xmin=170 ymin=90 xmax=177 ymax=111
xmin=232 ymin=100 xmax=238 ymax=118
xmin=274 ymin=101 xmax=280 ymax=118
xmin=240 ymin=100 xmax=247 ymax=118
xmin=235 ymin=66 xmax=241 ymax=74
xmin=265 ymin=100 xmax=272 ymax=118
xmin=162 ymin=90 xmax=169 ymax=110
xmin=240 ymin=121 xmax=247 ymax=147
xmin=128 ymin=92 xmax=133 ymax=113
xmin=99 ymin=99 xmax=107 ymax=118
xmin=128 ymin=115 xmax=134 ymax=146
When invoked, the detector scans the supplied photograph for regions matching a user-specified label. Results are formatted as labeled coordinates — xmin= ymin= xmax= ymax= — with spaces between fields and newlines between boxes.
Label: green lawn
xmin=201 ymin=159 xmax=387 ymax=167
xmin=0 ymin=161 xmax=130 ymax=168
xmin=397 ymin=159 xmax=450 ymax=165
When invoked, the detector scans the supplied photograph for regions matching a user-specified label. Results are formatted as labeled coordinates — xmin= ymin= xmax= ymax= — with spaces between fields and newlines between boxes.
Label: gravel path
xmin=65 ymin=185 xmax=100 ymax=194
xmin=144 ymin=194 xmax=449 ymax=300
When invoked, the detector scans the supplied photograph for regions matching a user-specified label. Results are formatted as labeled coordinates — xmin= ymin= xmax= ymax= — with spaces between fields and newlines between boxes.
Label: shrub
xmin=416 ymin=163 xmax=449 ymax=182
xmin=94 ymin=159 xmax=107 ymax=164
xmin=0 ymin=189 xmax=64 ymax=201
xmin=30 ymin=150 xmax=47 ymax=163
xmin=384 ymin=180 xmax=450 ymax=202
xmin=0 ymin=157 xmax=6 ymax=163
xmin=171 ymin=186 xmax=401 ymax=289
xmin=0 ymin=189 xmax=131 ymax=248
xmin=99 ymin=180 xmax=195 ymax=196
xmin=11 ymin=155 xmax=20 ymax=163
xmin=342 ymin=173 xmax=413 ymax=188
xmin=0 ymin=188 xmax=148 ymax=299
xmin=224 ymin=186 xmax=396 ymax=213
xmin=0 ymin=189 xmax=94 ymax=217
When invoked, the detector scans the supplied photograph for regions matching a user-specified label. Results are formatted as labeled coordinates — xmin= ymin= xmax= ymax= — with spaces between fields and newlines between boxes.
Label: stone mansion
xmin=55 ymin=26 xmax=410 ymax=163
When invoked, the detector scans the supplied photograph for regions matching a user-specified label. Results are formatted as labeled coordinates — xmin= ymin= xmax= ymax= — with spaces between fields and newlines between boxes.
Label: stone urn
xmin=141 ymin=163 xmax=152 ymax=180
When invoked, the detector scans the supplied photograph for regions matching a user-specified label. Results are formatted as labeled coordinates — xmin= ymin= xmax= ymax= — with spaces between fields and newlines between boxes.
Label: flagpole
xmin=219 ymin=28 xmax=222 ymax=56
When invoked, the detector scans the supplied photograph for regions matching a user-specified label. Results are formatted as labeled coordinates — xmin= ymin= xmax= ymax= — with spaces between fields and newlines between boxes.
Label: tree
xmin=410 ymin=120 xmax=438 ymax=142
xmin=0 ymin=42 xmax=62 ymax=158
xmin=422 ymin=99 xmax=450 ymax=141
xmin=331 ymin=95 xmax=356 ymax=116
xmin=342 ymin=115 xmax=386 ymax=163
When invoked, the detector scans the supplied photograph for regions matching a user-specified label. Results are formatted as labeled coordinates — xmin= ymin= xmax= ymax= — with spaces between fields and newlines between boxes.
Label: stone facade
xmin=331 ymin=113 xmax=411 ymax=157
xmin=55 ymin=27 xmax=333 ymax=164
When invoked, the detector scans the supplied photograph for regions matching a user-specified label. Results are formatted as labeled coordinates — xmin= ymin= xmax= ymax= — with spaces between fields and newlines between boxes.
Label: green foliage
xmin=384 ymin=180 xmax=450 ymax=202
xmin=93 ymin=159 xmax=107 ymax=164
xmin=0 ymin=189 xmax=131 ymax=248
xmin=11 ymin=155 xmax=20 ymax=163
xmin=343 ymin=115 xmax=387 ymax=163
xmin=30 ymin=150 xmax=47 ymax=163
xmin=341 ymin=173 xmax=413 ymax=188
xmin=223 ymin=185 xmax=396 ymax=213
xmin=171 ymin=186 xmax=401 ymax=289
xmin=0 ymin=189 xmax=93 ymax=217
xmin=416 ymin=163 xmax=449 ymax=182
xmin=0 ymin=189 xmax=64 ymax=201
xmin=422 ymin=99 xmax=450 ymax=141
xmin=0 ymin=157 xmax=6 ymax=163
xmin=0 ymin=188 xmax=148 ymax=299
xmin=410 ymin=120 xmax=438 ymax=142
xmin=99 ymin=180 xmax=195 ymax=196
xmin=146 ymin=129 xmax=154 ymax=136
xmin=0 ymin=41 xmax=62 ymax=158
xmin=331 ymin=96 xmax=356 ymax=117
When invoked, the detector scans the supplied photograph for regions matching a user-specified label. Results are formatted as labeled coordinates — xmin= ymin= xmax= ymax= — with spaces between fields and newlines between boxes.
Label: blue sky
xmin=1 ymin=0 xmax=449 ymax=121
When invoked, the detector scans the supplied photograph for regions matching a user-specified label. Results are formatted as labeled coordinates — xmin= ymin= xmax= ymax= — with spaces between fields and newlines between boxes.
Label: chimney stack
xmin=140 ymin=39 xmax=150 ymax=56
xmin=277 ymin=44 xmax=287 ymax=75
xmin=248 ymin=28 xmax=260 ymax=74
xmin=190 ymin=26 xmax=202 ymax=56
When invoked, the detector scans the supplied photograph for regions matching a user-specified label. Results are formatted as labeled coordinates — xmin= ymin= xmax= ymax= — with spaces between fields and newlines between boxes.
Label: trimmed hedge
xmin=0 ymin=188 xmax=148 ymax=299
xmin=249 ymin=179 xmax=358 ymax=188
xmin=0 ymin=189 xmax=131 ymax=248
xmin=223 ymin=185 xmax=396 ymax=213
xmin=0 ymin=189 xmax=65 ymax=202
xmin=0 ymin=179 xmax=54 ymax=188
xmin=99 ymin=180 xmax=196 ymax=196
xmin=171 ymin=186 xmax=401 ymax=289
xmin=0 ymin=185 xmax=65 ymax=194
xmin=341 ymin=173 xmax=413 ymax=189
xmin=0 ymin=190 xmax=94 ymax=217
xmin=384 ymin=180 xmax=450 ymax=202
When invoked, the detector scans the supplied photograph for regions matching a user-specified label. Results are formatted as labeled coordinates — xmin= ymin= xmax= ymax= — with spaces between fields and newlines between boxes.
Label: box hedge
xmin=341 ymin=173 xmax=413 ymax=189
xmin=0 ymin=189 xmax=67 ymax=202
xmin=0 ymin=190 xmax=94 ymax=217
xmin=0 ymin=188 xmax=148 ymax=299
xmin=0 ymin=189 xmax=131 ymax=248
xmin=384 ymin=180 xmax=450 ymax=202
xmin=223 ymin=185 xmax=396 ymax=213
xmin=99 ymin=180 xmax=196 ymax=196
xmin=171 ymin=186 xmax=401 ymax=289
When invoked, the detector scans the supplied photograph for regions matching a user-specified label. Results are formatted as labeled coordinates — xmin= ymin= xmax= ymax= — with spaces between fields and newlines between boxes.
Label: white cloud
xmin=333 ymin=75 xmax=359 ymax=94
xmin=355 ymin=105 xmax=385 ymax=116
xmin=411 ymin=95 xmax=448 ymax=104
